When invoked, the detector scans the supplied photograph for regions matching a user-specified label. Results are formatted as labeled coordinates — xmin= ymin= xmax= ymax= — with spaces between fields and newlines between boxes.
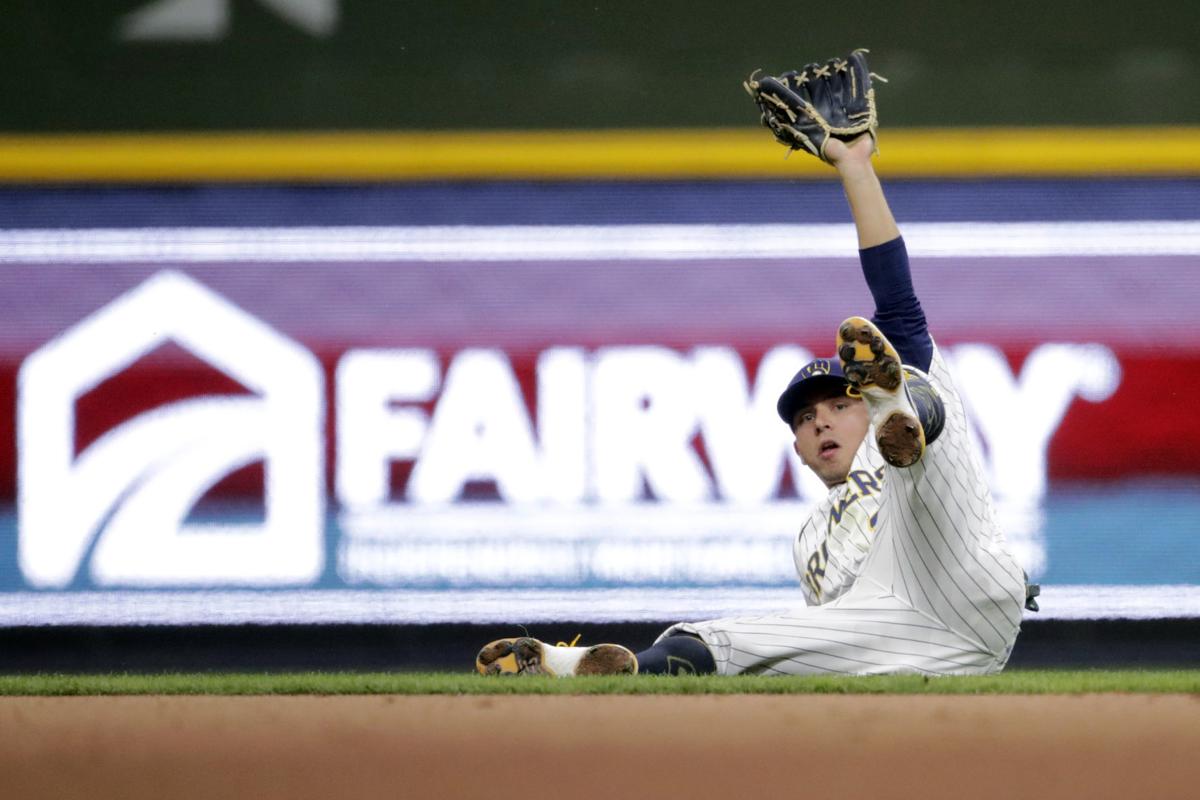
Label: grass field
xmin=2 ymin=669 xmax=1197 ymax=695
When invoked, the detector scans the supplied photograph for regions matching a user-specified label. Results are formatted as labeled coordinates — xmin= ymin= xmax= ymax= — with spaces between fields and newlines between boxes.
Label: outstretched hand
xmin=822 ymin=134 xmax=876 ymax=171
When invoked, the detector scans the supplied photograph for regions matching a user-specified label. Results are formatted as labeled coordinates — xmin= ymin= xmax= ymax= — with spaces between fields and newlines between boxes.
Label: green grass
xmin=0 ymin=670 xmax=1197 ymax=696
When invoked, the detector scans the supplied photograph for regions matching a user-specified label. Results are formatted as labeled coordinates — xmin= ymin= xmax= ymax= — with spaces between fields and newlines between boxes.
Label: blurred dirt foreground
xmin=2 ymin=694 xmax=1198 ymax=799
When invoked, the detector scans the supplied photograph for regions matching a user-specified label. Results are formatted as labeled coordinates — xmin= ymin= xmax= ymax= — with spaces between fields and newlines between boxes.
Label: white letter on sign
xmin=336 ymin=349 xmax=440 ymax=511
xmin=950 ymin=343 xmax=1121 ymax=504
xmin=536 ymin=347 xmax=588 ymax=504
xmin=408 ymin=349 xmax=544 ymax=503
xmin=591 ymin=346 xmax=711 ymax=503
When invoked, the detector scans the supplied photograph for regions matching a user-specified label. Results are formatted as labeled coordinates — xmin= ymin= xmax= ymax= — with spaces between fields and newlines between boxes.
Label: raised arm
xmin=824 ymin=135 xmax=898 ymax=249
xmin=823 ymin=135 xmax=932 ymax=371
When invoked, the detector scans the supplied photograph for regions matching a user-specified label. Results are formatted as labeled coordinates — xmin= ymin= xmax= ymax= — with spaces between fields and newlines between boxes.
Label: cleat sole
xmin=510 ymin=637 xmax=553 ymax=675
xmin=476 ymin=637 xmax=554 ymax=676
xmin=576 ymin=644 xmax=639 ymax=676
xmin=876 ymin=411 xmax=925 ymax=468
xmin=836 ymin=316 xmax=926 ymax=467
xmin=837 ymin=318 xmax=903 ymax=391
xmin=476 ymin=638 xmax=520 ymax=675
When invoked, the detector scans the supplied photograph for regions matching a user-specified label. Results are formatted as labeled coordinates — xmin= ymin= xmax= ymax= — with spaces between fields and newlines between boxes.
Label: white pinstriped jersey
xmin=660 ymin=344 xmax=1027 ymax=676
xmin=868 ymin=346 xmax=1027 ymax=658
xmin=793 ymin=446 xmax=887 ymax=606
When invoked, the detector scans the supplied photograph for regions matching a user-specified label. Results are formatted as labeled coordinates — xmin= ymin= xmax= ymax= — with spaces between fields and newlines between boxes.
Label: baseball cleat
xmin=475 ymin=636 xmax=639 ymax=677
xmin=836 ymin=316 xmax=929 ymax=468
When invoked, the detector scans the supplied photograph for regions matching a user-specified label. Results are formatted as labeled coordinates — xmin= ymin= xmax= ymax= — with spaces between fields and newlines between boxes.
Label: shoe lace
xmin=555 ymin=634 xmax=582 ymax=648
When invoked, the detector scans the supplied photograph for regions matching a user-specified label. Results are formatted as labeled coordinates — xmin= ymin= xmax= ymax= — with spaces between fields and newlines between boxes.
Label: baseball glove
xmin=743 ymin=49 xmax=883 ymax=161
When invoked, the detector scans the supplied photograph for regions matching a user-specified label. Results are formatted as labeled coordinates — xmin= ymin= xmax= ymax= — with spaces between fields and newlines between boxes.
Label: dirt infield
xmin=2 ymin=694 xmax=1198 ymax=799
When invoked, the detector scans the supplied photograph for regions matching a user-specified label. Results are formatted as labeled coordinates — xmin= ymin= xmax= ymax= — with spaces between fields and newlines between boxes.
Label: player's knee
xmin=904 ymin=368 xmax=945 ymax=445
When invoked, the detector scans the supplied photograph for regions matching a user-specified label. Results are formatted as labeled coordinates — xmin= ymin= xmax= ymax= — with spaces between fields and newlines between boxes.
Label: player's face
xmin=791 ymin=389 xmax=870 ymax=488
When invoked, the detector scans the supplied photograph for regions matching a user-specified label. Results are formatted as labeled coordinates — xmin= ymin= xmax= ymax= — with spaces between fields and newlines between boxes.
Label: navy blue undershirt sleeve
xmin=859 ymin=236 xmax=933 ymax=372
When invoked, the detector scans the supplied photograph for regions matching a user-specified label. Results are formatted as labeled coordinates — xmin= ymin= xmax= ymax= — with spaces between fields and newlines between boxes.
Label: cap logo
xmin=798 ymin=359 xmax=831 ymax=379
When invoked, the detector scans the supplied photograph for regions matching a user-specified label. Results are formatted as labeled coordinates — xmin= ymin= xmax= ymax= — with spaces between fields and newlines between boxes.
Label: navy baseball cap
xmin=776 ymin=357 xmax=849 ymax=427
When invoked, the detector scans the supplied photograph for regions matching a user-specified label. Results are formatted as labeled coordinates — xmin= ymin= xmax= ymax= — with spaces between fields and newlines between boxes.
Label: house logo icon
xmin=18 ymin=271 xmax=325 ymax=588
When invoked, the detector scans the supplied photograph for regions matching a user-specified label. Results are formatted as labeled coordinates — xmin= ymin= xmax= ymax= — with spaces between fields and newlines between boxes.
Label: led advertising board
xmin=1 ymin=182 xmax=1198 ymax=623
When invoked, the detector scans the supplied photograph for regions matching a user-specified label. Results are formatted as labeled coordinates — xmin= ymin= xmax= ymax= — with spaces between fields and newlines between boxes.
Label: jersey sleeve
xmin=859 ymin=236 xmax=933 ymax=372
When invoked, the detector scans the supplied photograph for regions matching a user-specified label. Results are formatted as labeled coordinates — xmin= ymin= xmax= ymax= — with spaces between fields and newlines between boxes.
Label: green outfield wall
xmin=3 ymin=1 xmax=1197 ymax=132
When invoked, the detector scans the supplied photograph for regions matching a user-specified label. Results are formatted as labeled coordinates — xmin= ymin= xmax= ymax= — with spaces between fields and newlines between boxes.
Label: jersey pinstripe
xmin=793 ymin=440 xmax=887 ymax=605
xmin=660 ymin=344 xmax=1027 ymax=675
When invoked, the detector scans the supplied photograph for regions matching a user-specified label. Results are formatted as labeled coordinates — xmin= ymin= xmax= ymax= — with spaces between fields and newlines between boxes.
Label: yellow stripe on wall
xmin=0 ymin=128 xmax=1197 ymax=181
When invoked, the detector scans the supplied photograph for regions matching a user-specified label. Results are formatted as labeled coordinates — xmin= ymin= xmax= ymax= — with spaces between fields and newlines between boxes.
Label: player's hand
xmin=823 ymin=134 xmax=875 ymax=170
xmin=743 ymin=50 xmax=879 ymax=162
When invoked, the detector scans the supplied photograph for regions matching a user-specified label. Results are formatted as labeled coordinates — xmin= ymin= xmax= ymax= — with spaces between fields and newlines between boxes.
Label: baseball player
xmin=477 ymin=52 xmax=1029 ymax=677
